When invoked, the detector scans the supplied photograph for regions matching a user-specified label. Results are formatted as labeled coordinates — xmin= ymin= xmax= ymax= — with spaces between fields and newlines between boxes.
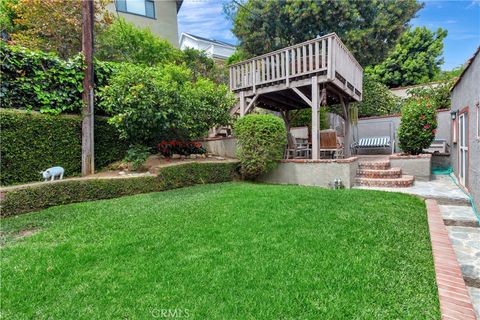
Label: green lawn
xmin=1 ymin=182 xmax=439 ymax=319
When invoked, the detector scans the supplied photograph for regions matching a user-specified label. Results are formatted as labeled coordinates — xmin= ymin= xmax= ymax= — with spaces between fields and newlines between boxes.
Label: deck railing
xmin=229 ymin=33 xmax=363 ymax=98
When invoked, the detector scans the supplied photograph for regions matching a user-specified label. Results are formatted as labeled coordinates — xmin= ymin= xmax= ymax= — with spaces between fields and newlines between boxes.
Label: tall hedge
xmin=0 ymin=43 xmax=115 ymax=114
xmin=0 ymin=109 xmax=128 ymax=185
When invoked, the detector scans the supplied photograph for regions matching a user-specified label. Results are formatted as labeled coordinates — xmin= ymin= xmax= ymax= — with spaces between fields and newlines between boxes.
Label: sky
xmin=178 ymin=0 xmax=480 ymax=70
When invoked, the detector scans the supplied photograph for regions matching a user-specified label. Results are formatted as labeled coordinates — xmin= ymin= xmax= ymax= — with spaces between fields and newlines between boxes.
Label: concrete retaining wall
xmin=258 ymin=158 xmax=359 ymax=188
xmin=390 ymin=154 xmax=432 ymax=181
xmin=199 ymin=137 xmax=237 ymax=158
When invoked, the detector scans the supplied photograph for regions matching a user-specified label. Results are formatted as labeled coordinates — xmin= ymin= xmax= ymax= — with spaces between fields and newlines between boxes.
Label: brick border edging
xmin=425 ymin=199 xmax=477 ymax=319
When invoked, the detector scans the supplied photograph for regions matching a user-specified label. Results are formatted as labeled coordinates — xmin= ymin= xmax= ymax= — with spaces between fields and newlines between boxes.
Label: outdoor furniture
xmin=424 ymin=139 xmax=448 ymax=154
xmin=352 ymin=136 xmax=394 ymax=154
xmin=285 ymin=132 xmax=311 ymax=159
xmin=320 ymin=130 xmax=344 ymax=159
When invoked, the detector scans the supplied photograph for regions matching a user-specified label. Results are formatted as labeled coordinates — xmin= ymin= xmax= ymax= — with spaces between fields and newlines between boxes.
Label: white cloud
xmin=178 ymin=0 xmax=237 ymax=44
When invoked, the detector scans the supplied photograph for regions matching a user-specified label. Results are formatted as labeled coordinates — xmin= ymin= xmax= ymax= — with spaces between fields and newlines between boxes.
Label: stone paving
xmin=355 ymin=174 xmax=470 ymax=205
xmin=446 ymin=226 xmax=480 ymax=286
xmin=440 ymin=205 xmax=480 ymax=227
xmin=468 ymin=287 xmax=480 ymax=318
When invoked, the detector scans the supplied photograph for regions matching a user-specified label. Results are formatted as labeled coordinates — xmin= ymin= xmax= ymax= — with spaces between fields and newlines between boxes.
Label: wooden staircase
xmin=355 ymin=160 xmax=414 ymax=187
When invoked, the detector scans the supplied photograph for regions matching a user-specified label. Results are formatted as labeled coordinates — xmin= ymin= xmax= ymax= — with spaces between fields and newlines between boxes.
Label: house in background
xmin=179 ymin=33 xmax=235 ymax=62
xmin=450 ymin=47 xmax=480 ymax=209
xmin=107 ymin=0 xmax=183 ymax=47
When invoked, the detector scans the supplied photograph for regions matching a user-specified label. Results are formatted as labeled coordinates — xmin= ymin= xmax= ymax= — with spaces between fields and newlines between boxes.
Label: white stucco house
xmin=107 ymin=0 xmax=183 ymax=47
xmin=179 ymin=33 xmax=235 ymax=61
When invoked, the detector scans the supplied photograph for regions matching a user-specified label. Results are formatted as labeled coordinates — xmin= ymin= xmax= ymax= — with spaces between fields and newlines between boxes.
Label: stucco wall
xmin=258 ymin=159 xmax=359 ymax=189
xmin=354 ymin=110 xmax=451 ymax=154
xmin=389 ymin=154 xmax=432 ymax=181
xmin=450 ymin=51 xmax=480 ymax=209
xmin=107 ymin=1 xmax=179 ymax=46
xmin=199 ymin=138 xmax=237 ymax=158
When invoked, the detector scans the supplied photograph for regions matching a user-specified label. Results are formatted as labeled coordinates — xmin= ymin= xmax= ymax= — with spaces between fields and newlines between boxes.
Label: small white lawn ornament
xmin=40 ymin=166 xmax=65 ymax=182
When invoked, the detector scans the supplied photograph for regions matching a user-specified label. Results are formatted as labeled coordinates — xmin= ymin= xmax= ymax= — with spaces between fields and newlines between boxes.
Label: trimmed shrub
xmin=0 ymin=162 xmax=238 ymax=216
xmin=398 ymin=99 xmax=438 ymax=155
xmin=234 ymin=114 xmax=286 ymax=179
xmin=0 ymin=109 xmax=128 ymax=185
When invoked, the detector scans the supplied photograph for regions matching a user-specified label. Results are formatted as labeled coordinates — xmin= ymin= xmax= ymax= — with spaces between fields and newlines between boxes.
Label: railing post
xmin=311 ymin=75 xmax=320 ymax=160
xmin=286 ymin=50 xmax=290 ymax=87
xmin=252 ymin=61 xmax=256 ymax=94
xmin=239 ymin=91 xmax=245 ymax=117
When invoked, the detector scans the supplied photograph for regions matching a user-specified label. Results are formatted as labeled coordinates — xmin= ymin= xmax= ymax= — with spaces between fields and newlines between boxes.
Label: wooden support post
xmin=239 ymin=91 xmax=246 ymax=117
xmin=340 ymin=95 xmax=351 ymax=157
xmin=311 ymin=76 xmax=320 ymax=160
xmin=81 ymin=0 xmax=94 ymax=176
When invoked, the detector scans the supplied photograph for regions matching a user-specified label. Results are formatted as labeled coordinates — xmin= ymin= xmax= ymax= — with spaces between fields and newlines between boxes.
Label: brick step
xmin=355 ymin=175 xmax=415 ymax=188
xmin=357 ymin=167 xmax=402 ymax=179
xmin=358 ymin=161 xmax=391 ymax=170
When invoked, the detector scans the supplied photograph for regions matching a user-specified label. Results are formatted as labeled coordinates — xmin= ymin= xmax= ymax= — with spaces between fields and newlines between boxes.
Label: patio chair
xmin=285 ymin=132 xmax=311 ymax=159
xmin=320 ymin=130 xmax=344 ymax=159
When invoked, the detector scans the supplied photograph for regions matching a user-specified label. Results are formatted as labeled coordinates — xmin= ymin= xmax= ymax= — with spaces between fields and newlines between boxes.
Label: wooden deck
xmin=229 ymin=33 xmax=363 ymax=105
xmin=229 ymin=33 xmax=363 ymax=159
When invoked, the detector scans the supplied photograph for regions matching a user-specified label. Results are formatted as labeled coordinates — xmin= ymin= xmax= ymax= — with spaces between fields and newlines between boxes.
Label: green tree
xmin=95 ymin=18 xmax=182 ymax=65
xmin=225 ymin=0 xmax=422 ymax=66
xmin=6 ymin=0 xmax=111 ymax=58
xmin=182 ymin=48 xmax=227 ymax=84
xmin=367 ymin=27 xmax=447 ymax=87
xmin=354 ymin=75 xmax=401 ymax=117
xmin=98 ymin=63 xmax=235 ymax=144
xmin=406 ymin=81 xmax=453 ymax=110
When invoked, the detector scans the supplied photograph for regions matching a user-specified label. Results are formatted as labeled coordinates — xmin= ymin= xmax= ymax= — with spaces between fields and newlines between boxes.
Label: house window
xmin=116 ymin=0 xmax=155 ymax=19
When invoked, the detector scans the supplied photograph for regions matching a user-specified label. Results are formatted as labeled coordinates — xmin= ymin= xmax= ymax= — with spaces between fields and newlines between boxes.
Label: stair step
xmin=357 ymin=167 xmax=402 ymax=179
xmin=355 ymin=175 xmax=415 ymax=188
xmin=358 ymin=161 xmax=391 ymax=170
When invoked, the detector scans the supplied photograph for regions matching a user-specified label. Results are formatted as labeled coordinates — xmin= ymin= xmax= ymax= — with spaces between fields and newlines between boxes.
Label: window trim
xmin=476 ymin=102 xmax=480 ymax=140
xmin=115 ymin=0 xmax=156 ymax=20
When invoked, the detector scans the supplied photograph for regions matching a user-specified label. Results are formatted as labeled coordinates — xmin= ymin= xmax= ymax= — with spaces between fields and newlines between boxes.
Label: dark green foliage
xmin=234 ymin=114 xmax=286 ymax=179
xmin=0 ymin=43 xmax=116 ymax=114
xmin=355 ymin=75 xmax=401 ymax=118
xmin=98 ymin=63 xmax=235 ymax=144
xmin=0 ymin=109 xmax=128 ymax=185
xmin=0 ymin=162 xmax=238 ymax=216
xmin=182 ymin=48 xmax=227 ymax=84
xmin=226 ymin=0 xmax=423 ymax=66
xmin=367 ymin=27 xmax=448 ymax=87
xmin=95 ymin=18 xmax=182 ymax=65
xmin=124 ymin=145 xmax=151 ymax=170
xmin=406 ymin=81 xmax=452 ymax=110
xmin=398 ymin=99 xmax=437 ymax=155
xmin=289 ymin=108 xmax=328 ymax=129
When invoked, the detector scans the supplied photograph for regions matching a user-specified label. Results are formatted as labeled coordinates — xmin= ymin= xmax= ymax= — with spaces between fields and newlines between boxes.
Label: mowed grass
xmin=1 ymin=182 xmax=439 ymax=319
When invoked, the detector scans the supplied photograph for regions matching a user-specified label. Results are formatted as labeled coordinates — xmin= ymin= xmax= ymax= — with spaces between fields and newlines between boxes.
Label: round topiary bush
xmin=234 ymin=114 xmax=286 ymax=179
xmin=398 ymin=99 xmax=437 ymax=155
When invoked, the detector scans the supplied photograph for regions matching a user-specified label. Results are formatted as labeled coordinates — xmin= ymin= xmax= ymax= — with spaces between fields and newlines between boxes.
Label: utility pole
xmin=81 ymin=0 xmax=94 ymax=175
